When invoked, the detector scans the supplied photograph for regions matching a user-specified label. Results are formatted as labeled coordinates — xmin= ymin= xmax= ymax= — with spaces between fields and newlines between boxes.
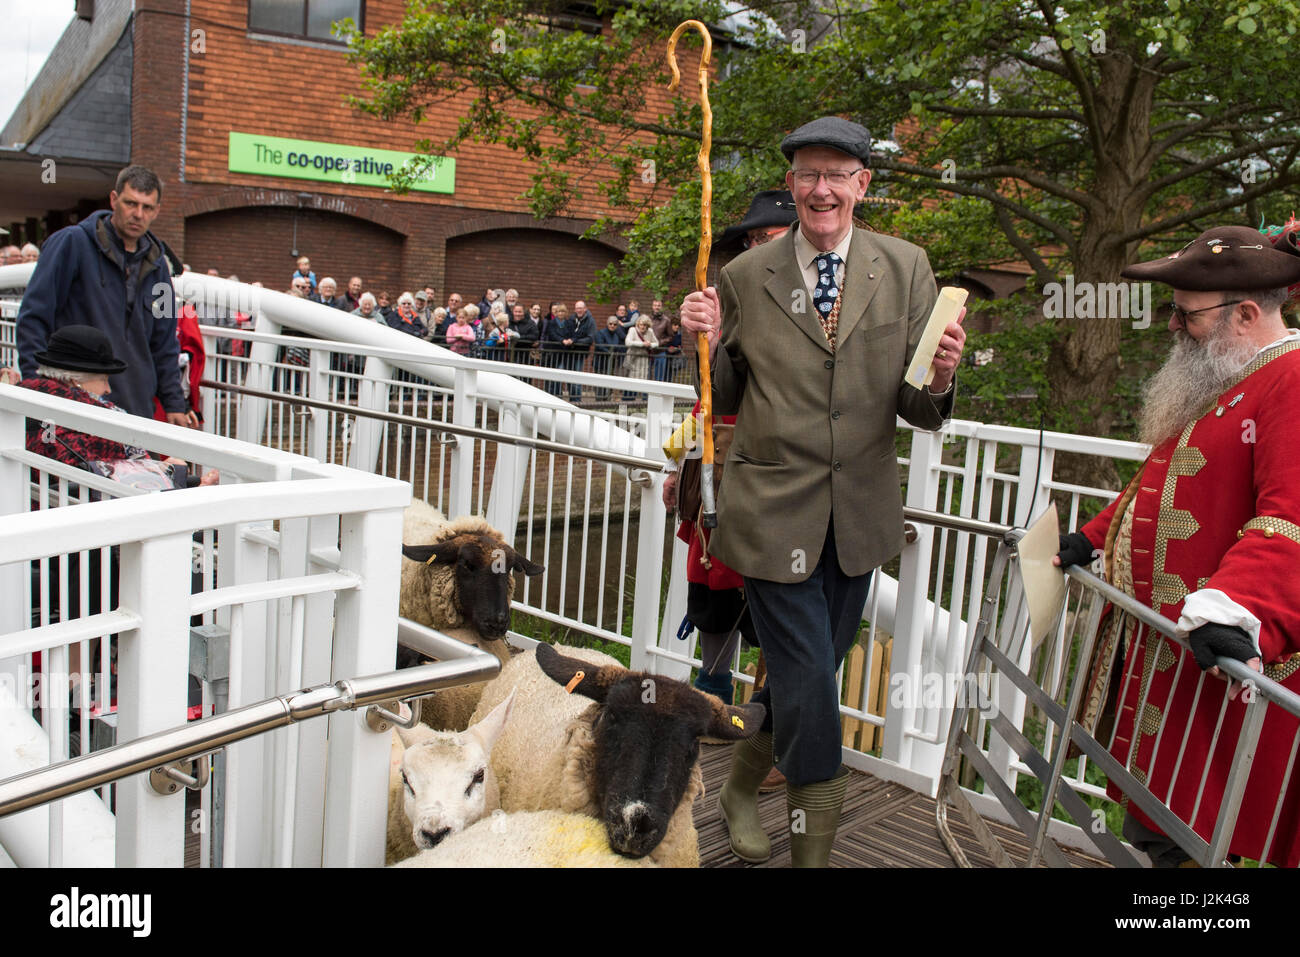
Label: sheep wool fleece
xmin=391 ymin=811 xmax=658 ymax=868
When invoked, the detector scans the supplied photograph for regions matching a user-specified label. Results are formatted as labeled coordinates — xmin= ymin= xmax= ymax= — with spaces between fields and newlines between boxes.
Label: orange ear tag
xmin=565 ymin=671 xmax=586 ymax=694
xmin=731 ymin=714 xmax=744 ymax=730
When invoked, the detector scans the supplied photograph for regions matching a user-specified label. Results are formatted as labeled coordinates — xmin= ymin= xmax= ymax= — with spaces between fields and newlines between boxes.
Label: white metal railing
xmin=0 ymin=381 xmax=412 ymax=866
xmin=1 ymin=269 xmax=1155 ymax=827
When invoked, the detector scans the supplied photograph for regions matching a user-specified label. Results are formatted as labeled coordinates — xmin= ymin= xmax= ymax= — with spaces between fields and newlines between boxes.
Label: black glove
xmin=1056 ymin=531 xmax=1096 ymax=568
xmin=1188 ymin=623 xmax=1257 ymax=671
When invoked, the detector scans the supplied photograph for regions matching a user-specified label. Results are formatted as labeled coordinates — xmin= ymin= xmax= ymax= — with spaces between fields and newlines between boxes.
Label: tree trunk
xmin=1046 ymin=50 xmax=1159 ymax=490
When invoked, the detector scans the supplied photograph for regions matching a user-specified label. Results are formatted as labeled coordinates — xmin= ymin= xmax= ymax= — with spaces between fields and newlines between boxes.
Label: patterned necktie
xmin=812 ymin=252 xmax=843 ymax=351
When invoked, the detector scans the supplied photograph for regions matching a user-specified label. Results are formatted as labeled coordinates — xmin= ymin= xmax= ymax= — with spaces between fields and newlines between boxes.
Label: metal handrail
xmin=936 ymin=535 xmax=1299 ymax=868
xmin=0 ymin=646 xmax=501 ymax=819
xmin=898 ymin=507 xmax=1297 ymax=714
xmin=202 ymin=376 xmax=664 ymax=476
xmin=1066 ymin=564 xmax=1300 ymax=717
xmin=903 ymin=506 xmax=1013 ymax=540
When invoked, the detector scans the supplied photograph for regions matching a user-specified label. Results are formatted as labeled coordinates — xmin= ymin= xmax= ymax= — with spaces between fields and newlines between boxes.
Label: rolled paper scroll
xmin=904 ymin=286 xmax=968 ymax=390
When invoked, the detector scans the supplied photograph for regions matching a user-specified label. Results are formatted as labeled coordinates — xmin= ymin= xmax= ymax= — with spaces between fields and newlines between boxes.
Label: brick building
xmin=0 ymin=0 xmax=690 ymax=312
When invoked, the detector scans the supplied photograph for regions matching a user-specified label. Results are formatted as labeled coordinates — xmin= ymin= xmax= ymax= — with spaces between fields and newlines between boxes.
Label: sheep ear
xmin=397 ymin=721 xmax=437 ymax=748
xmin=703 ymin=700 xmax=766 ymax=742
xmin=509 ymin=550 xmax=545 ymax=576
xmin=402 ymin=541 xmax=461 ymax=565
xmin=535 ymin=643 xmax=620 ymax=703
xmin=469 ymin=686 xmax=515 ymax=754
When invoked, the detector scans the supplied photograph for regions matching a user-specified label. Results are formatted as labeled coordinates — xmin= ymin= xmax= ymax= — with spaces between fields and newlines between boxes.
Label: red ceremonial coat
xmin=1080 ymin=339 xmax=1300 ymax=866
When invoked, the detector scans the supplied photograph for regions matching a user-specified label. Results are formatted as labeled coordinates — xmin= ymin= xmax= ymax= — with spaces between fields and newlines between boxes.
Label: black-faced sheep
xmin=391 ymin=810 xmax=658 ymax=868
xmin=469 ymin=643 xmax=765 ymax=867
xmin=385 ymin=690 xmax=515 ymax=865
xmin=399 ymin=498 xmax=544 ymax=730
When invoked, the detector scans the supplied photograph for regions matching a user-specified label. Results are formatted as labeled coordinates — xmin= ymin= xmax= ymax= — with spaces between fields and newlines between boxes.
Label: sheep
xmin=391 ymin=810 xmax=658 ymax=868
xmin=398 ymin=497 xmax=543 ymax=730
xmin=469 ymin=643 xmax=766 ymax=867
xmin=385 ymin=689 xmax=515 ymax=865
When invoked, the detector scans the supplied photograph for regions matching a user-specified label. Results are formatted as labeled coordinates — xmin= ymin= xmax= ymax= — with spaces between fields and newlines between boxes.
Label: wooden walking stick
xmin=667 ymin=19 xmax=717 ymax=529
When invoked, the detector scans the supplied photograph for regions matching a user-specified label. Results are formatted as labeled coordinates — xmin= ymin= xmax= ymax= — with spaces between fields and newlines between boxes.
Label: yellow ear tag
xmin=731 ymin=714 xmax=744 ymax=730
xmin=424 ymin=555 xmax=437 ymax=565
xmin=565 ymin=671 xmax=585 ymax=694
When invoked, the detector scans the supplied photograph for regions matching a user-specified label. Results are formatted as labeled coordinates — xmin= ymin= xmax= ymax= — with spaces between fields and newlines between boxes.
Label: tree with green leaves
xmin=344 ymin=0 xmax=1300 ymax=443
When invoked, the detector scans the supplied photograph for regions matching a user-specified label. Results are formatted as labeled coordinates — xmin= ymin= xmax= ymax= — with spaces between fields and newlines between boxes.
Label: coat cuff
xmin=1177 ymin=588 xmax=1263 ymax=660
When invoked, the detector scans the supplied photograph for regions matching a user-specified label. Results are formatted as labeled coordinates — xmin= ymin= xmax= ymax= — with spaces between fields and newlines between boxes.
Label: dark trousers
xmin=744 ymin=519 xmax=871 ymax=787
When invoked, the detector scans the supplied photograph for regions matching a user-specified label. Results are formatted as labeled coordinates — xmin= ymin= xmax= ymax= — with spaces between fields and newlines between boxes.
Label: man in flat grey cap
xmin=680 ymin=115 xmax=966 ymax=866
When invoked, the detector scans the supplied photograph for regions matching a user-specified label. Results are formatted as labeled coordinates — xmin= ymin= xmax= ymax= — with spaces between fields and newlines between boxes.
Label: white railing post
xmin=449 ymin=368 xmax=477 ymax=518
xmin=219 ymin=520 xmax=274 ymax=867
xmin=306 ymin=349 xmax=330 ymax=462
xmin=0 ymin=401 xmax=28 ymax=689
xmin=323 ymin=505 xmax=404 ymax=867
xmin=200 ymin=333 xmax=218 ymax=430
xmin=630 ymin=394 xmax=674 ymax=674
xmin=1014 ymin=442 xmax=1056 ymax=526
xmin=885 ymin=427 xmax=943 ymax=777
xmin=657 ymin=535 xmax=692 ymax=681
xmin=113 ymin=533 xmax=193 ymax=867
xmin=348 ymin=356 xmax=392 ymax=475
xmin=485 ymin=403 xmax=529 ymax=537
xmin=236 ymin=313 xmax=278 ymax=446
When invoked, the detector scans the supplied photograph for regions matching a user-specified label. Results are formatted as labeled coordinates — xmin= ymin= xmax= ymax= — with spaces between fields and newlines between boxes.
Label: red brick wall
xmin=445 ymin=229 xmax=652 ymax=317
xmin=176 ymin=0 xmax=684 ymax=222
xmin=184 ymin=206 xmax=405 ymax=292
xmin=124 ymin=2 xmax=699 ymax=309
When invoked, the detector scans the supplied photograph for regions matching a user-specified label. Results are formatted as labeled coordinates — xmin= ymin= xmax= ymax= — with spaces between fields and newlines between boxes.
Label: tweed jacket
xmin=707 ymin=225 xmax=954 ymax=582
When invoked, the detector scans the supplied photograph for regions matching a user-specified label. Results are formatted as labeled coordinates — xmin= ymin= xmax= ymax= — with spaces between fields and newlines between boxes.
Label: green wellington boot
xmin=718 ymin=731 xmax=774 ymax=863
xmin=786 ymin=766 xmax=850 ymax=868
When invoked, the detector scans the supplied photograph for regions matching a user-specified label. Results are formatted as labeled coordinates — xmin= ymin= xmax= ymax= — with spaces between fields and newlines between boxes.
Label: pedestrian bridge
xmin=1 ymin=265 xmax=1291 ymax=868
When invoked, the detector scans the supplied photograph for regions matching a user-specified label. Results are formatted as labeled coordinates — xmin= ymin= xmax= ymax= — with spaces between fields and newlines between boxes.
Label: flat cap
xmin=780 ymin=117 xmax=872 ymax=166
xmin=1121 ymin=225 xmax=1300 ymax=291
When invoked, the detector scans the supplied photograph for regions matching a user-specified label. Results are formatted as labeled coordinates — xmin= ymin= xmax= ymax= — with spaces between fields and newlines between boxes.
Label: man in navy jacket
xmin=17 ymin=165 xmax=188 ymax=423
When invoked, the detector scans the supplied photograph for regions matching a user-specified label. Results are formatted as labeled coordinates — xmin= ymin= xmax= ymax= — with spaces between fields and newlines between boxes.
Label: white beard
xmin=1138 ymin=321 xmax=1259 ymax=447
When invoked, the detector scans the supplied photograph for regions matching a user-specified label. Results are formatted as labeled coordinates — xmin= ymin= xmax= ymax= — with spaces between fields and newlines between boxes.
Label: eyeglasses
xmin=790 ymin=168 xmax=865 ymax=187
xmin=1168 ymin=299 xmax=1244 ymax=324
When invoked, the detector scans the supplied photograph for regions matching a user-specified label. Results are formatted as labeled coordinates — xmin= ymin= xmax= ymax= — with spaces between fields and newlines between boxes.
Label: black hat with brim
xmin=35 ymin=325 xmax=128 ymax=375
xmin=714 ymin=189 xmax=799 ymax=252
xmin=780 ymin=117 xmax=872 ymax=166
xmin=1120 ymin=225 xmax=1300 ymax=291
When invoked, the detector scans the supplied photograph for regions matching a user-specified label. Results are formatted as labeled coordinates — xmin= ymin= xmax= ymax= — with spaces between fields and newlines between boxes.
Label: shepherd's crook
xmin=667 ymin=19 xmax=717 ymax=529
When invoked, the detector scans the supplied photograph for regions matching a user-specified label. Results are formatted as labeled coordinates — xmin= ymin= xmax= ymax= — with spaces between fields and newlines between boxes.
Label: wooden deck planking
xmin=694 ymin=741 xmax=1109 ymax=868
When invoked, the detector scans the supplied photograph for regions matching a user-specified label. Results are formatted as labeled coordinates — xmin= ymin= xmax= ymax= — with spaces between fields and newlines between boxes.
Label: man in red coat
xmin=1057 ymin=225 xmax=1300 ymax=866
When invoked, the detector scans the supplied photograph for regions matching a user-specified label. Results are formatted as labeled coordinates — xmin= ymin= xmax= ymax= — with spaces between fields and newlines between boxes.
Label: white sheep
xmin=385 ymin=689 xmax=515 ymax=865
xmin=399 ymin=497 xmax=542 ymax=730
xmin=391 ymin=810 xmax=658 ymax=868
xmin=469 ymin=643 xmax=765 ymax=868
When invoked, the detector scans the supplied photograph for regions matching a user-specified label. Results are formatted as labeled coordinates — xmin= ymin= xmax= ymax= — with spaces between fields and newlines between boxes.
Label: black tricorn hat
xmin=35 ymin=325 xmax=128 ymax=375
xmin=1121 ymin=225 xmax=1300 ymax=291
xmin=780 ymin=116 xmax=872 ymax=166
xmin=714 ymin=189 xmax=799 ymax=252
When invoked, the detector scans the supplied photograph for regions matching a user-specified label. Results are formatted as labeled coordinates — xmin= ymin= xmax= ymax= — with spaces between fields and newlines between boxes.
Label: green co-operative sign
xmin=227 ymin=132 xmax=455 ymax=193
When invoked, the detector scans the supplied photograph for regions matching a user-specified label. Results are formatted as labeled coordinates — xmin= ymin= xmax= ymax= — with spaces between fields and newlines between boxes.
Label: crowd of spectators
xmin=193 ymin=255 xmax=688 ymax=402
xmin=6 ymin=235 xmax=687 ymax=403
